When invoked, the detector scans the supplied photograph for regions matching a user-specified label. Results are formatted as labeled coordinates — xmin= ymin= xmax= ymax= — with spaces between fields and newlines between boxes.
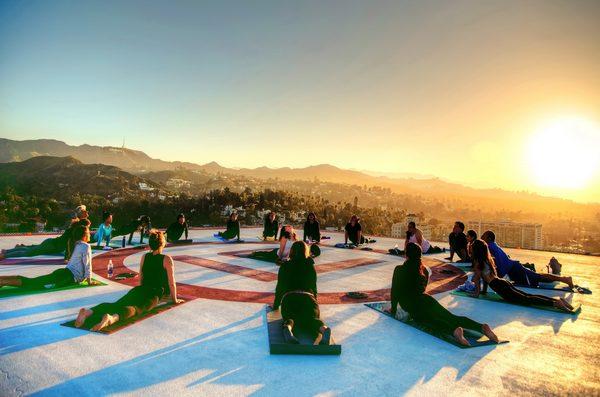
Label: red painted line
xmin=90 ymin=244 xmax=466 ymax=304
xmin=173 ymin=255 xmax=278 ymax=282
xmin=0 ymin=258 xmax=66 ymax=266
xmin=218 ymin=249 xmax=386 ymax=275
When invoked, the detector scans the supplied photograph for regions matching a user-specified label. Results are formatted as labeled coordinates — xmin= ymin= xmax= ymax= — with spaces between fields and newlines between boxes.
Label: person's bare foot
xmin=560 ymin=297 xmax=574 ymax=311
xmin=553 ymin=299 xmax=571 ymax=312
xmin=319 ymin=326 xmax=331 ymax=345
xmin=90 ymin=313 xmax=119 ymax=331
xmin=453 ymin=327 xmax=470 ymax=347
xmin=283 ymin=325 xmax=299 ymax=344
xmin=75 ymin=308 xmax=92 ymax=328
xmin=481 ymin=324 xmax=499 ymax=343
xmin=565 ymin=276 xmax=574 ymax=289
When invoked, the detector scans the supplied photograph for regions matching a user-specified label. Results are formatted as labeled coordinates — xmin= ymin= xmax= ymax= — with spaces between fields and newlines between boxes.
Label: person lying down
xmin=74 ymin=230 xmax=183 ymax=331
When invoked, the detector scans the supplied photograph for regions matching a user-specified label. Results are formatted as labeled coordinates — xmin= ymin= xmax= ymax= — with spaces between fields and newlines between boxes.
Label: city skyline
xmin=1 ymin=0 xmax=599 ymax=202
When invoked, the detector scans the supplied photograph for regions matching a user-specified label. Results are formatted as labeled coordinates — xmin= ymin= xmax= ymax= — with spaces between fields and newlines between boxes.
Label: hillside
xmin=0 ymin=156 xmax=164 ymax=199
xmin=1 ymin=138 xmax=598 ymax=219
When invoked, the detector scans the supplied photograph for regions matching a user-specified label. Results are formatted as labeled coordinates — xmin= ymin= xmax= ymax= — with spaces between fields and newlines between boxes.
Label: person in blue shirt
xmin=95 ymin=212 xmax=113 ymax=248
xmin=481 ymin=231 xmax=574 ymax=289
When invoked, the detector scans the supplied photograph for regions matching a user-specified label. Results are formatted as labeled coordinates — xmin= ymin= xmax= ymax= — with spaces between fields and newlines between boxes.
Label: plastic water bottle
xmin=108 ymin=260 xmax=114 ymax=278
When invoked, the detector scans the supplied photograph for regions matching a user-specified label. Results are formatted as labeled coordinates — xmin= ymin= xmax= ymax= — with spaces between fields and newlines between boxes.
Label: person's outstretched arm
xmin=389 ymin=266 xmax=401 ymax=316
xmin=95 ymin=225 xmax=104 ymax=247
xmin=164 ymin=256 xmax=183 ymax=304
xmin=84 ymin=244 xmax=92 ymax=285
xmin=315 ymin=222 xmax=321 ymax=242
xmin=470 ymin=270 xmax=481 ymax=298
xmin=278 ymin=237 xmax=287 ymax=260
xmin=273 ymin=265 xmax=285 ymax=310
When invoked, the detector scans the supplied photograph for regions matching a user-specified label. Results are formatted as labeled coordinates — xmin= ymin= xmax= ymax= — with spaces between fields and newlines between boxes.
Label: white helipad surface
xmin=1 ymin=228 xmax=598 ymax=396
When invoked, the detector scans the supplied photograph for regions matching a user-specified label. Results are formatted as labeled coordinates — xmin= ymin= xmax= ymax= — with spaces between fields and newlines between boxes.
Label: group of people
xmin=0 ymin=205 xmax=152 ymax=261
xmin=0 ymin=207 xmax=581 ymax=345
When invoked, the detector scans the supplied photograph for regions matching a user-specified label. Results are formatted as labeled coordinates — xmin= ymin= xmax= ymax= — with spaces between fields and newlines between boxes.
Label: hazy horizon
xmin=1 ymin=0 xmax=599 ymax=202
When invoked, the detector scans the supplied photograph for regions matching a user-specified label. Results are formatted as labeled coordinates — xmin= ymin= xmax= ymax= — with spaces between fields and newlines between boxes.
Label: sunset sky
xmin=1 ymin=0 xmax=599 ymax=203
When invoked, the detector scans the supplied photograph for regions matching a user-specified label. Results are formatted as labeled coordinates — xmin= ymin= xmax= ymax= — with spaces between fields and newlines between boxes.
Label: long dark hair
xmin=404 ymin=242 xmax=427 ymax=280
xmin=471 ymin=239 xmax=497 ymax=276
xmin=306 ymin=212 xmax=317 ymax=223
xmin=289 ymin=241 xmax=310 ymax=262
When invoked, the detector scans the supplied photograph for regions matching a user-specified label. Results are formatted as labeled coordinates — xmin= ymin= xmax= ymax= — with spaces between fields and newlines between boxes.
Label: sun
xmin=526 ymin=117 xmax=600 ymax=189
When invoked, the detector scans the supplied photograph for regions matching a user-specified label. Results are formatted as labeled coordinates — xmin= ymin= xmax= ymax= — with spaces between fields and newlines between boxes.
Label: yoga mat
xmin=266 ymin=306 xmax=341 ymax=355
xmin=61 ymin=298 xmax=189 ymax=334
xmin=513 ymin=281 xmax=591 ymax=295
xmin=0 ymin=279 xmax=106 ymax=299
xmin=365 ymin=301 xmax=507 ymax=349
xmin=451 ymin=290 xmax=582 ymax=314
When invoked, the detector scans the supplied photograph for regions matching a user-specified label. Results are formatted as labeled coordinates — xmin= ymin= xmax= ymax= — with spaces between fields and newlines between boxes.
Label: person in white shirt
xmin=0 ymin=225 xmax=93 ymax=289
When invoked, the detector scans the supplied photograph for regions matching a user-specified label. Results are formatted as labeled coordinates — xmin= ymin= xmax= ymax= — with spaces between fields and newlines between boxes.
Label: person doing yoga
xmin=166 ymin=213 xmax=189 ymax=243
xmin=250 ymin=225 xmax=297 ymax=263
xmin=217 ymin=212 xmax=241 ymax=241
xmin=272 ymin=241 xmax=331 ymax=345
xmin=390 ymin=222 xmax=442 ymax=255
xmin=447 ymin=221 xmax=469 ymax=262
xmin=470 ymin=239 xmax=573 ymax=312
xmin=0 ymin=205 xmax=89 ymax=261
xmin=94 ymin=211 xmax=113 ymax=248
xmin=344 ymin=215 xmax=364 ymax=245
xmin=466 ymin=229 xmax=477 ymax=260
xmin=481 ymin=231 xmax=573 ymax=289
xmin=303 ymin=212 xmax=321 ymax=243
xmin=262 ymin=211 xmax=279 ymax=240
xmin=387 ymin=242 xmax=498 ymax=347
xmin=74 ymin=230 xmax=183 ymax=331
xmin=0 ymin=225 xmax=93 ymax=289
xmin=115 ymin=215 xmax=151 ymax=245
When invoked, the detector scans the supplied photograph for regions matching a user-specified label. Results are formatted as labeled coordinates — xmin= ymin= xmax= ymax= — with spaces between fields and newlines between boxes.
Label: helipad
xmin=1 ymin=228 xmax=598 ymax=396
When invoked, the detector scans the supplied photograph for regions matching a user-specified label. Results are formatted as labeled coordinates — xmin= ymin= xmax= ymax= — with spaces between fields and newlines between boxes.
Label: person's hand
xmin=173 ymin=298 xmax=185 ymax=304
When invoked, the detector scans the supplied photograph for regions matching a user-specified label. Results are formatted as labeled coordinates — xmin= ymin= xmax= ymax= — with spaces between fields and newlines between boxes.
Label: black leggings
xmin=250 ymin=249 xmax=278 ymax=261
xmin=85 ymin=285 xmax=164 ymax=327
xmin=407 ymin=294 xmax=483 ymax=335
xmin=19 ymin=268 xmax=74 ymax=289
xmin=281 ymin=292 xmax=324 ymax=337
xmin=489 ymin=278 xmax=555 ymax=307
xmin=4 ymin=238 xmax=63 ymax=258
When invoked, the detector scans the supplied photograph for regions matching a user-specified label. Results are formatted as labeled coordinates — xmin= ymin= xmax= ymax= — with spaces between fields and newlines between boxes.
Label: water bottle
xmin=108 ymin=260 xmax=114 ymax=278
xmin=122 ymin=236 xmax=126 ymax=247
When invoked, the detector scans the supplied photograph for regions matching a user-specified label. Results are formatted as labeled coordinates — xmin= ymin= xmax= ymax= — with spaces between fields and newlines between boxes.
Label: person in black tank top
xmin=272 ymin=241 xmax=332 ymax=345
xmin=74 ymin=230 xmax=183 ymax=331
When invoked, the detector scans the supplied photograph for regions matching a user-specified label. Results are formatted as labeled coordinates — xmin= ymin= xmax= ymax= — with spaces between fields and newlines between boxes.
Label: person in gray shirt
xmin=0 ymin=225 xmax=93 ymax=289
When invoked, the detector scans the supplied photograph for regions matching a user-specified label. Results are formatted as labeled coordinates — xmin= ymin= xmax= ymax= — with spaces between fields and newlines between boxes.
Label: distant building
xmin=391 ymin=219 xmax=432 ymax=240
xmin=166 ymin=178 xmax=191 ymax=189
xmin=138 ymin=182 xmax=155 ymax=191
xmin=391 ymin=223 xmax=404 ymax=238
xmin=468 ymin=220 xmax=543 ymax=249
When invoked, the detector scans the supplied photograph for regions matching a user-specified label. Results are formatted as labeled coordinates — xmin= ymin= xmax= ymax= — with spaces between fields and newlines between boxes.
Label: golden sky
xmin=1 ymin=1 xmax=599 ymax=202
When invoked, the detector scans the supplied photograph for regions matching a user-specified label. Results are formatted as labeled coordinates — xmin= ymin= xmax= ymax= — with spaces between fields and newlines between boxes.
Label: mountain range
xmin=0 ymin=138 xmax=598 ymax=218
